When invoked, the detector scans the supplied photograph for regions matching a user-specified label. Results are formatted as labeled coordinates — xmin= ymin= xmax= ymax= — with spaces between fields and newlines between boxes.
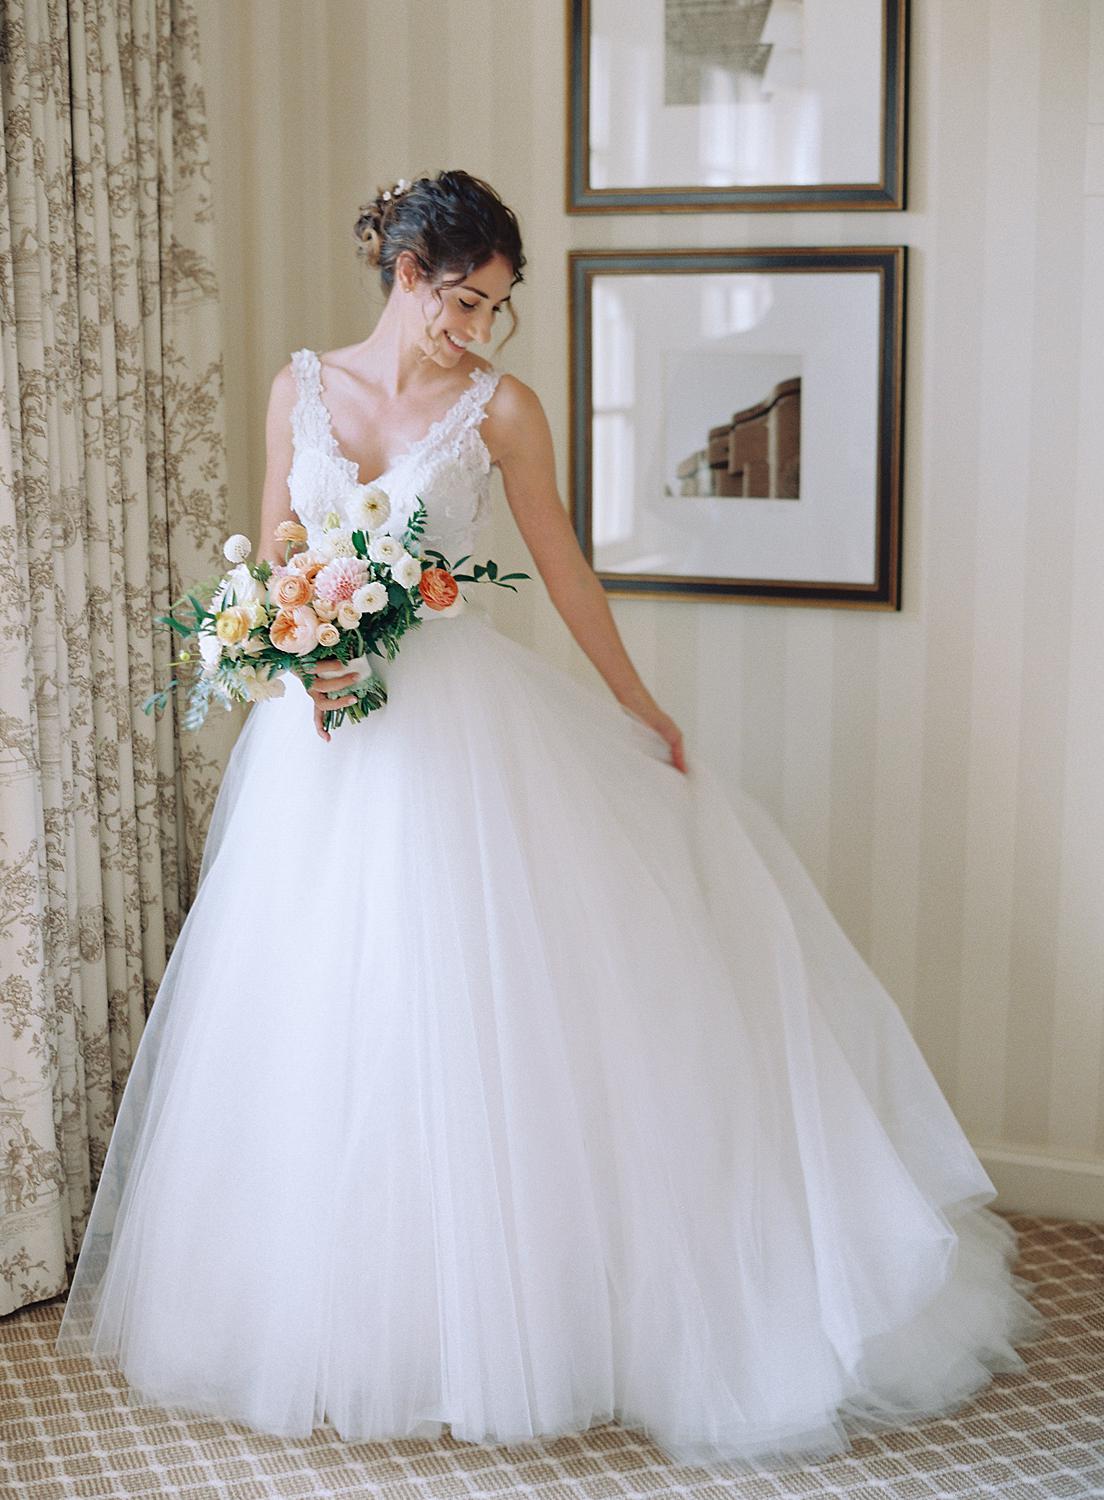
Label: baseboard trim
xmin=974 ymin=1142 xmax=1104 ymax=1223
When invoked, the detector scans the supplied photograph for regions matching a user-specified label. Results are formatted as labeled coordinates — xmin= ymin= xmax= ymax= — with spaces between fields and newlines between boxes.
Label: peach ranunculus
xmin=288 ymin=549 xmax=327 ymax=584
xmin=269 ymin=605 xmax=320 ymax=656
xmin=215 ymin=605 xmax=252 ymax=645
xmin=316 ymin=622 xmax=341 ymax=648
xmin=274 ymin=520 xmax=308 ymax=545
xmin=418 ymin=567 xmax=460 ymax=611
xmin=272 ymin=571 xmax=312 ymax=608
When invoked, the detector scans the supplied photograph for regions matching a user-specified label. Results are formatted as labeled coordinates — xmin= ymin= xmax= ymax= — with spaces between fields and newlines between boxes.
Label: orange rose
xmin=272 ymin=571 xmax=312 ymax=608
xmin=418 ymin=567 xmax=460 ymax=611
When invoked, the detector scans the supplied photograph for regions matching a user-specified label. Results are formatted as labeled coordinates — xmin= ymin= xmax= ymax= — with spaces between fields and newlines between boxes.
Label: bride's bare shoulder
xmin=315 ymin=341 xmax=362 ymax=373
xmin=481 ymin=373 xmax=549 ymax=464
xmin=485 ymin=371 xmax=544 ymax=423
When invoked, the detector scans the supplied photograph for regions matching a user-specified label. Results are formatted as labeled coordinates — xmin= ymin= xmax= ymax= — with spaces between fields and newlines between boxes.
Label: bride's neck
xmin=356 ymin=295 xmax=443 ymax=400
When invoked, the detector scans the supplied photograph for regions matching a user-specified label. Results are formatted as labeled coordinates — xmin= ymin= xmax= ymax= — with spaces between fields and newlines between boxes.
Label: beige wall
xmin=195 ymin=0 xmax=1104 ymax=1219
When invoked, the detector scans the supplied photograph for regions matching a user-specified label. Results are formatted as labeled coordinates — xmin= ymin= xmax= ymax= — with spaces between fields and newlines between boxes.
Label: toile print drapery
xmin=0 ymin=0 xmax=236 ymax=1316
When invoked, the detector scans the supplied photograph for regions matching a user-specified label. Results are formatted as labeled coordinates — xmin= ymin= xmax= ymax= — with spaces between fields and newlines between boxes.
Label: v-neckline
xmin=313 ymin=355 xmax=484 ymax=489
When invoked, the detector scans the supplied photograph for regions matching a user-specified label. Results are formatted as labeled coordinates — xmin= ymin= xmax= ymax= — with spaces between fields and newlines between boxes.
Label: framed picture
xmin=568 ymin=246 xmax=906 ymax=609
xmin=566 ymin=0 xmax=908 ymax=212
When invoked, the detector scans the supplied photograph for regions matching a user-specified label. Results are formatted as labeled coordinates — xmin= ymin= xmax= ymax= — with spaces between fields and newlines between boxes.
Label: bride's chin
xmin=419 ymin=333 xmax=457 ymax=366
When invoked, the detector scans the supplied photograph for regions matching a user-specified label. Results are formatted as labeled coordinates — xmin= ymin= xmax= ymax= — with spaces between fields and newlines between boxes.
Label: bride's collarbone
xmin=317 ymin=352 xmax=492 ymax=450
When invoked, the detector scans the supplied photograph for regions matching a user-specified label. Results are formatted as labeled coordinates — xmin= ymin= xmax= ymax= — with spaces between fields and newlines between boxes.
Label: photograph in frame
xmin=568 ymin=247 xmax=906 ymax=609
xmin=567 ymin=0 xmax=908 ymax=211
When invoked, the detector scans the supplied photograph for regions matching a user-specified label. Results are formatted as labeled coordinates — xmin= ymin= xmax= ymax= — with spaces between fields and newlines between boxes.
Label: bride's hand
xmin=623 ymin=695 xmax=688 ymax=774
xmin=306 ymin=657 xmax=365 ymax=742
xmin=650 ymin=708 xmax=688 ymax=774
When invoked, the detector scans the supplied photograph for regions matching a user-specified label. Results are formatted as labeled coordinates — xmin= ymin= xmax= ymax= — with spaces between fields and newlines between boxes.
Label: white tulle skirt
xmin=55 ymin=602 xmax=1044 ymax=1470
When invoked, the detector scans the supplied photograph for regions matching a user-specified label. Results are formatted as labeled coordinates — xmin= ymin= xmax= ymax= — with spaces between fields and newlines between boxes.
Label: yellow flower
xmin=215 ymin=605 xmax=252 ymax=646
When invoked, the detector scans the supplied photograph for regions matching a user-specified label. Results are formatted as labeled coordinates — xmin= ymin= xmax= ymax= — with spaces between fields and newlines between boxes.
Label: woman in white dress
xmin=55 ymin=169 xmax=1044 ymax=1472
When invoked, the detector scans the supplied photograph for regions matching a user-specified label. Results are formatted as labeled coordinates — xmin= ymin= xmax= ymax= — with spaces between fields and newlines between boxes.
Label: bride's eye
xmin=458 ymin=299 xmax=477 ymax=311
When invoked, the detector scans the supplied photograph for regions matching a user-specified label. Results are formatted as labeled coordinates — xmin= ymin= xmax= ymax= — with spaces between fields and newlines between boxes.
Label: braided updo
xmin=353 ymin=169 xmax=526 ymax=346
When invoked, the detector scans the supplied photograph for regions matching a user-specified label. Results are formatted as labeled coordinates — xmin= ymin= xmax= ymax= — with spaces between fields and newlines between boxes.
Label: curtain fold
xmin=0 ymin=0 xmax=235 ymax=1316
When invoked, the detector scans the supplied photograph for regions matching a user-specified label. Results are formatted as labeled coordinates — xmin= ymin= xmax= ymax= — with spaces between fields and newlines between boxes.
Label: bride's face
xmin=398 ymin=251 xmax=515 ymax=367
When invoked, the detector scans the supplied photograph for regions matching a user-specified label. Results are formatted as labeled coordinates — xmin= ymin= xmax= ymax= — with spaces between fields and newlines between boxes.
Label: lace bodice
xmin=287 ymin=348 xmax=501 ymax=558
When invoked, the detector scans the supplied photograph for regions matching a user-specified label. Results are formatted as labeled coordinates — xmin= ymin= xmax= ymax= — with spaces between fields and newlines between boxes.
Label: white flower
xmin=368 ymin=534 xmax=403 ymax=565
xmin=222 ymin=533 xmax=252 ymax=564
xmin=336 ymin=599 xmax=361 ymax=630
xmin=352 ymin=484 xmax=391 ymax=531
xmin=391 ymin=552 xmax=422 ymax=590
xmin=324 ymin=528 xmax=357 ymax=558
xmin=237 ymin=664 xmax=286 ymax=702
xmin=198 ymin=630 xmax=222 ymax=673
xmin=213 ymin=562 xmax=265 ymax=611
xmin=353 ymin=581 xmax=388 ymax=614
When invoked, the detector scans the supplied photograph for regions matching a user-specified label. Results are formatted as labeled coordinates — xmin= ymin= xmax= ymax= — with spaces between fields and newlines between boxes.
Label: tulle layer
xmin=56 ymin=604 xmax=1044 ymax=1470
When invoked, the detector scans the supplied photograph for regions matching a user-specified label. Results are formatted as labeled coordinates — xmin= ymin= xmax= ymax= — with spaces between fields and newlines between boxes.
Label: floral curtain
xmin=0 ymin=0 xmax=235 ymax=1315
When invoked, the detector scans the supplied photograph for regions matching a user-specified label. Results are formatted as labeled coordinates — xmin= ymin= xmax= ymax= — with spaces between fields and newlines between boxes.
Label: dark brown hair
xmin=354 ymin=169 xmax=525 ymax=348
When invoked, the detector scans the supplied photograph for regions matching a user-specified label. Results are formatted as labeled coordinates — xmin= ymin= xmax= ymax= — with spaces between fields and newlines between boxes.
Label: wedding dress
xmin=55 ymin=348 xmax=1044 ymax=1471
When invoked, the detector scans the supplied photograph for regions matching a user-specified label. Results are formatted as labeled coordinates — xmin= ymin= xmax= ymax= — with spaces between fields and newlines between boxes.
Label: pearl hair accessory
xmin=380 ymin=177 xmax=412 ymax=203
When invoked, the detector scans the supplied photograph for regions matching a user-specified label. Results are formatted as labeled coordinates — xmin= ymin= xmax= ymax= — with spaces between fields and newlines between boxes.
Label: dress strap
xmin=289 ymin=348 xmax=332 ymax=455
xmin=465 ymin=367 xmax=501 ymax=420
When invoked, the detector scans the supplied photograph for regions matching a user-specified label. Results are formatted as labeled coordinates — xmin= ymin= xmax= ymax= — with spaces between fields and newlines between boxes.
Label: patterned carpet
xmin=2 ymin=1212 xmax=1102 ymax=1499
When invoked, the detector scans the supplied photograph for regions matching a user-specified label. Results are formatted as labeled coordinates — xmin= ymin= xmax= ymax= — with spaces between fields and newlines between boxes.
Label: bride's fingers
xmin=307 ymin=678 xmax=360 ymax=700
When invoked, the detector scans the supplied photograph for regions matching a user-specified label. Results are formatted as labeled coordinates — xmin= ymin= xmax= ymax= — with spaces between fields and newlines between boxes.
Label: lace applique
xmin=287 ymin=348 xmax=501 ymax=553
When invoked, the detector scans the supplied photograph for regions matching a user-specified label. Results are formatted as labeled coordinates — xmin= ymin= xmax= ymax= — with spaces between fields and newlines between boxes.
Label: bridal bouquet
xmin=143 ymin=495 xmax=529 ymax=734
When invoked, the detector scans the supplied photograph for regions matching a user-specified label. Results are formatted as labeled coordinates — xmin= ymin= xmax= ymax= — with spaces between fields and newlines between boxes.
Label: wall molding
xmin=976 ymin=1142 xmax=1104 ymax=1223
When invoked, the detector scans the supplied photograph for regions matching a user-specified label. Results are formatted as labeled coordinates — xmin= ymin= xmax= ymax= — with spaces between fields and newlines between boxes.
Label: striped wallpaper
xmin=195 ymin=0 xmax=1104 ymax=1219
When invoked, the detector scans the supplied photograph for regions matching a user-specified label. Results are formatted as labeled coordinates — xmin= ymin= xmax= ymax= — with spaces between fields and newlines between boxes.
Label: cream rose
xmin=316 ymin=622 xmax=341 ymax=648
xmin=368 ymin=534 xmax=403 ymax=565
xmin=391 ymin=552 xmax=422 ymax=590
xmin=336 ymin=599 xmax=361 ymax=630
xmin=352 ymin=581 xmax=388 ymax=614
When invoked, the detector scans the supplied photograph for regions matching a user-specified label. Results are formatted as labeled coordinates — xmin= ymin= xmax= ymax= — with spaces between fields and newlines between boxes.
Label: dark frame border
xmin=568 ymin=246 xmax=907 ymax=610
xmin=566 ymin=0 xmax=909 ymax=213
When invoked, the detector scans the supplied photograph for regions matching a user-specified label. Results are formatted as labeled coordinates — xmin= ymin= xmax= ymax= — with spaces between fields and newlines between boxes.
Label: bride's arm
xmin=486 ymin=376 xmax=687 ymax=773
xmin=256 ymin=364 xmax=300 ymax=566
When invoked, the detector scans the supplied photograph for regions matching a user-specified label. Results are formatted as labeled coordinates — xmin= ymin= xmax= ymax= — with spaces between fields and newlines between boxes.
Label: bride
xmin=55 ymin=168 xmax=1044 ymax=1472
